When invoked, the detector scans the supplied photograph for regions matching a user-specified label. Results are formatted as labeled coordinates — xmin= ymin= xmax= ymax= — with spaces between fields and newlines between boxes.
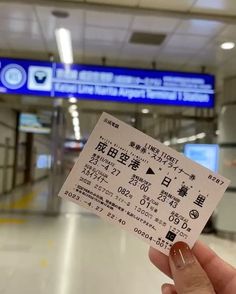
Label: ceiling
xmin=0 ymin=0 xmax=236 ymax=83
xmin=0 ymin=0 xmax=233 ymax=141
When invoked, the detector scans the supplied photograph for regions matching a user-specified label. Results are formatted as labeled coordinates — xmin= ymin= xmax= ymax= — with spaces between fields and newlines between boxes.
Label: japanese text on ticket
xmin=59 ymin=112 xmax=230 ymax=255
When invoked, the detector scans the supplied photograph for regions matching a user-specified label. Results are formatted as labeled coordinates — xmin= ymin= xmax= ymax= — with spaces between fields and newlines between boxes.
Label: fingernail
xmin=161 ymin=284 xmax=173 ymax=294
xmin=170 ymin=241 xmax=195 ymax=269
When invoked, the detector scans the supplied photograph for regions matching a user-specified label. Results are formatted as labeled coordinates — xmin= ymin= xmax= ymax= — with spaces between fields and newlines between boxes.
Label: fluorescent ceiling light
xmin=75 ymin=132 xmax=81 ymax=139
xmin=141 ymin=108 xmax=149 ymax=114
xmin=220 ymin=42 xmax=235 ymax=50
xmin=71 ymin=111 xmax=79 ymax=117
xmin=69 ymin=97 xmax=77 ymax=103
xmin=74 ymin=125 xmax=80 ymax=132
xmin=195 ymin=132 xmax=206 ymax=139
xmin=176 ymin=137 xmax=189 ymax=144
xmin=69 ymin=105 xmax=77 ymax=112
xmin=188 ymin=135 xmax=197 ymax=141
xmin=172 ymin=132 xmax=206 ymax=145
xmin=72 ymin=117 xmax=79 ymax=125
xmin=55 ymin=28 xmax=73 ymax=64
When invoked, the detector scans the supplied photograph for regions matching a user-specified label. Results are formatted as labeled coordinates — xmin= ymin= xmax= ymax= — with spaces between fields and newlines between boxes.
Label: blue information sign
xmin=0 ymin=58 xmax=215 ymax=108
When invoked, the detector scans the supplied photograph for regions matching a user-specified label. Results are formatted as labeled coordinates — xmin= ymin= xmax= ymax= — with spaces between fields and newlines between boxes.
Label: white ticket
xmin=59 ymin=112 xmax=230 ymax=255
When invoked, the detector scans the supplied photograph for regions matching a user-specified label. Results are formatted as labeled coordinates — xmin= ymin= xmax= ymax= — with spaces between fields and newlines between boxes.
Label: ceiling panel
xmin=157 ymin=55 xmax=190 ymax=65
xmin=86 ymin=0 xmax=140 ymax=6
xmin=85 ymin=11 xmax=132 ymax=29
xmin=159 ymin=46 xmax=196 ymax=57
xmin=41 ymin=22 xmax=84 ymax=43
xmin=165 ymin=34 xmax=209 ymax=50
xmin=120 ymin=43 xmax=160 ymax=60
xmin=35 ymin=5 xmax=84 ymax=41
xmin=35 ymin=5 xmax=84 ymax=23
xmin=218 ymin=24 xmax=236 ymax=39
xmin=84 ymin=40 xmax=122 ymax=58
xmin=85 ymin=26 xmax=127 ymax=42
xmin=185 ymin=52 xmax=218 ymax=66
xmin=131 ymin=16 xmax=180 ymax=33
xmin=0 ymin=18 xmax=41 ymax=36
xmin=156 ymin=62 xmax=184 ymax=71
xmin=0 ymin=3 xmax=36 ymax=20
xmin=82 ymin=55 xmax=105 ymax=65
xmin=139 ymin=0 xmax=195 ymax=11
xmin=7 ymin=34 xmax=47 ymax=52
xmin=0 ymin=33 xmax=11 ymax=50
xmin=116 ymin=58 xmax=152 ymax=69
xmin=176 ymin=19 xmax=225 ymax=36
xmin=185 ymin=40 xmax=236 ymax=68
xmin=157 ymin=47 xmax=195 ymax=65
xmin=192 ymin=0 xmax=236 ymax=15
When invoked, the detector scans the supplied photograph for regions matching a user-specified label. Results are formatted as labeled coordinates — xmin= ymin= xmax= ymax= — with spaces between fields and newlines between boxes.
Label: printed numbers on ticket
xmin=58 ymin=112 xmax=230 ymax=255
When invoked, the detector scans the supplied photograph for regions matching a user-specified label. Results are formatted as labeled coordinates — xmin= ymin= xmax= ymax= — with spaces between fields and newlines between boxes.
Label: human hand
xmin=149 ymin=241 xmax=236 ymax=294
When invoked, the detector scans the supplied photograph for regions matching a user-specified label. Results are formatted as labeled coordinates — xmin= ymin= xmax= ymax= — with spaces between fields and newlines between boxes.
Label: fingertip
xmin=148 ymin=246 xmax=172 ymax=278
xmin=161 ymin=283 xmax=176 ymax=294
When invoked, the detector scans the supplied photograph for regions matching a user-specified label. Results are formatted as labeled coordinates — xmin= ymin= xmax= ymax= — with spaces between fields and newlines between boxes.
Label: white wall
xmin=33 ymin=134 xmax=51 ymax=181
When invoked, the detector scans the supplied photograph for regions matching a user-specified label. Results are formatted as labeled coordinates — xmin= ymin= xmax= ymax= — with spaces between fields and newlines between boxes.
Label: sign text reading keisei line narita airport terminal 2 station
xmin=0 ymin=58 xmax=215 ymax=108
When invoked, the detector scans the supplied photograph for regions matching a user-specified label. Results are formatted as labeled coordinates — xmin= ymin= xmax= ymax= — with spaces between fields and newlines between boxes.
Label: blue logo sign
xmin=0 ymin=58 xmax=215 ymax=108
xmin=1 ymin=64 xmax=27 ymax=89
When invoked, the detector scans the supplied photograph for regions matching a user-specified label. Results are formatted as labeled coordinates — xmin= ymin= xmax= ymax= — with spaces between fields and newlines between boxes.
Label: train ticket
xmin=59 ymin=112 xmax=230 ymax=255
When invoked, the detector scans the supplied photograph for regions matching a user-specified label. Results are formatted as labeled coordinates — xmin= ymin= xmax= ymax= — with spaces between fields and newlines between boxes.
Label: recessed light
xmin=220 ymin=42 xmax=235 ymax=50
xmin=142 ymin=108 xmax=149 ymax=114
xmin=69 ymin=97 xmax=77 ymax=103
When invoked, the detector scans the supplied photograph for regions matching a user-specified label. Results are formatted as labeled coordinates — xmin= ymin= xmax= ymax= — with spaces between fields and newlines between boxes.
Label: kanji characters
xmin=117 ymin=153 xmax=130 ymax=165
xmin=189 ymin=174 xmax=196 ymax=181
xmin=193 ymin=194 xmax=206 ymax=207
xmin=107 ymin=147 xmax=118 ymax=158
xmin=128 ymin=158 xmax=141 ymax=171
xmin=177 ymin=184 xmax=189 ymax=197
xmin=95 ymin=141 xmax=107 ymax=153
xmin=161 ymin=176 xmax=172 ymax=187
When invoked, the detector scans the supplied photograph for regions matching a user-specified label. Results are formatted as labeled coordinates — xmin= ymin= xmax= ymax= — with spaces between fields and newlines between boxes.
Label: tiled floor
xmin=0 ymin=181 xmax=49 ymax=213
xmin=0 ymin=199 xmax=235 ymax=294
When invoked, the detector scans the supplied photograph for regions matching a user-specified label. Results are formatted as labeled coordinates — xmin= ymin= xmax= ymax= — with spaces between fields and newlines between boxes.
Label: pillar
xmin=215 ymin=77 xmax=236 ymax=239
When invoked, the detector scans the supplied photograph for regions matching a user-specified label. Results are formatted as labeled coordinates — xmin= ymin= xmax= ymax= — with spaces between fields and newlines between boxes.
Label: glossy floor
xmin=0 ymin=200 xmax=236 ymax=294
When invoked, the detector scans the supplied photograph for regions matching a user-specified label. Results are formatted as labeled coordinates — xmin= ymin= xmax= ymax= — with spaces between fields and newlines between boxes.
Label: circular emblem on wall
xmin=0 ymin=64 xmax=27 ymax=89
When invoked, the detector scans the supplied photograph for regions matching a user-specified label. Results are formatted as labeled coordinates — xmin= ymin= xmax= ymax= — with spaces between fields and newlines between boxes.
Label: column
xmin=215 ymin=77 xmax=236 ymax=239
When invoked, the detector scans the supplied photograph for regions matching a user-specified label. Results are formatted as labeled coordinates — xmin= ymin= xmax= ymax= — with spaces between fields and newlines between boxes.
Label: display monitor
xmin=19 ymin=113 xmax=51 ymax=134
xmin=184 ymin=144 xmax=219 ymax=172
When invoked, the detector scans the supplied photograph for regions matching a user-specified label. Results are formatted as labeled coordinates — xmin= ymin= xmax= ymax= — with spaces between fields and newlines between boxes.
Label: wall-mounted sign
xmin=0 ymin=58 xmax=215 ymax=108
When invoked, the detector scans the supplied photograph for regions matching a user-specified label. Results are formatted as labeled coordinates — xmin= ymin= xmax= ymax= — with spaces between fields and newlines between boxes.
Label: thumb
xmin=169 ymin=242 xmax=215 ymax=294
